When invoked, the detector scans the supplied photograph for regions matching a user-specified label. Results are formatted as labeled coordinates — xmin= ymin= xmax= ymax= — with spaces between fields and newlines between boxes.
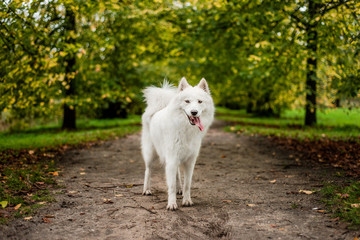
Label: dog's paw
xmin=142 ymin=190 xmax=152 ymax=195
xmin=166 ymin=202 xmax=178 ymax=211
xmin=182 ymin=199 xmax=193 ymax=207
xmin=177 ymin=189 xmax=183 ymax=195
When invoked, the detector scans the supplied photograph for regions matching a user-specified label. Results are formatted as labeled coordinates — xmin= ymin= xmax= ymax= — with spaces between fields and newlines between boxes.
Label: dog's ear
xmin=179 ymin=77 xmax=190 ymax=91
xmin=197 ymin=78 xmax=210 ymax=94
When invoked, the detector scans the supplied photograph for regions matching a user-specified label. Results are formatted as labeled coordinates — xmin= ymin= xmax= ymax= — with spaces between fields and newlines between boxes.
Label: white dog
xmin=141 ymin=77 xmax=214 ymax=210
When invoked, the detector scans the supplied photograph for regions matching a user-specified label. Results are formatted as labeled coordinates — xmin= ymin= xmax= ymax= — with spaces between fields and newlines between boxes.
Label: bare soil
xmin=1 ymin=120 xmax=358 ymax=239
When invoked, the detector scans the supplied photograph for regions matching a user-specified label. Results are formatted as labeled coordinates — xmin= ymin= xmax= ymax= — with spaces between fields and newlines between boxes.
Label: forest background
xmin=1 ymin=0 xmax=359 ymax=130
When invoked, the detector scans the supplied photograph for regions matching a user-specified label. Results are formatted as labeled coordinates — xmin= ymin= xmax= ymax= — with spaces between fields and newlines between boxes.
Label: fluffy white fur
xmin=141 ymin=77 xmax=214 ymax=210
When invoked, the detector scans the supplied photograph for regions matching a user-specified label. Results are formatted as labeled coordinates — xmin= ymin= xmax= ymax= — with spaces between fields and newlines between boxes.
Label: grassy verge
xmin=217 ymin=107 xmax=360 ymax=229
xmin=0 ymin=116 xmax=141 ymax=150
xmin=321 ymin=181 xmax=360 ymax=230
xmin=0 ymin=149 xmax=59 ymax=223
xmin=0 ymin=116 xmax=141 ymax=223
xmin=216 ymin=107 xmax=360 ymax=140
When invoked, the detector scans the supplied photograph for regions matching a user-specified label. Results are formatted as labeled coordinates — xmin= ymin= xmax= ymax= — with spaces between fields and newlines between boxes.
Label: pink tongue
xmin=194 ymin=117 xmax=204 ymax=131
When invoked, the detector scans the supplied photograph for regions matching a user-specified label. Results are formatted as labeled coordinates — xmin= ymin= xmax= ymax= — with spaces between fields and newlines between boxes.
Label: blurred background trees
xmin=1 ymin=0 xmax=359 ymax=129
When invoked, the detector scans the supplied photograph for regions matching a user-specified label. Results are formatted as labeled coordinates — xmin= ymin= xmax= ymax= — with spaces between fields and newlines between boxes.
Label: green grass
xmin=321 ymin=181 xmax=360 ymax=230
xmin=216 ymin=107 xmax=360 ymax=140
xmin=0 ymin=116 xmax=141 ymax=150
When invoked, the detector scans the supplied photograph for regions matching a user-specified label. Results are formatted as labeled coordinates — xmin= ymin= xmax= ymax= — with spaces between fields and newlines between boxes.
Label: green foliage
xmin=1 ymin=0 xmax=359 ymax=127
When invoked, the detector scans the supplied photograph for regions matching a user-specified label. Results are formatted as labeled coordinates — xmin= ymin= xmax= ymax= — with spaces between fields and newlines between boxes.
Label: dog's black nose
xmin=191 ymin=110 xmax=198 ymax=116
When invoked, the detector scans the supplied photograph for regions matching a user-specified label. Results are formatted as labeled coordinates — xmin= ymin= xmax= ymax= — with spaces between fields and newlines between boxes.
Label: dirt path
xmin=1 ymin=120 xmax=358 ymax=239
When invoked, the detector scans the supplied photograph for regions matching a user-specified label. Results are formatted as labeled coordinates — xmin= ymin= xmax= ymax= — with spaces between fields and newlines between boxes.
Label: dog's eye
xmin=198 ymin=100 xmax=202 ymax=104
xmin=185 ymin=100 xmax=190 ymax=103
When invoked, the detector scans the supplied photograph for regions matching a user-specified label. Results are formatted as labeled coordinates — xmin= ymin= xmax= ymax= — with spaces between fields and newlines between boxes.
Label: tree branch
xmin=319 ymin=0 xmax=351 ymax=18
xmin=284 ymin=6 xmax=307 ymax=30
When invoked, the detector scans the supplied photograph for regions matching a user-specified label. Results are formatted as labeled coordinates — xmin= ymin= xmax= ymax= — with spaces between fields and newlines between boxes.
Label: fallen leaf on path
xmin=129 ymin=159 xmax=135 ymax=163
xmin=14 ymin=204 xmax=21 ymax=210
xmin=285 ymin=175 xmax=295 ymax=178
xmin=337 ymin=193 xmax=350 ymax=199
xmin=247 ymin=204 xmax=256 ymax=207
xmin=270 ymin=179 xmax=277 ymax=184
xmin=299 ymin=190 xmax=314 ymax=195
xmin=115 ymin=194 xmax=123 ymax=197
xmin=126 ymin=185 xmax=133 ymax=188
xmin=44 ymin=215 xmax=55 ymax=218
xmin=270 ymin=224 xmax=279 ymax=228
xmin=103 ymin=199 xmax=114 ymax=204
xmin=221 ymin=155 xmax=226 ymax=158
xmin=80 ymin=172 xmax=86 ymax=175
xmin=42 ymin=218 xmax=51 ymax=223
xmin=351 ymin=203 xmax=360 ymax=208
xmin=49 ymin=171 xmax=59 ymax=176
xmin=38 ymin=202 xmax=46 ymax=205
xmin=317 ymin=210 xmax=326 ymax=213
xmin=24 ymin=216 xmax=32 ymax=220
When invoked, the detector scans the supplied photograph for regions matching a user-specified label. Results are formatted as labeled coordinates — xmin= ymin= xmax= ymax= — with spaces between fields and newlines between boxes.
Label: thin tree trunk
xmin=304 ymin=0 xmax=318 ymax=126
xmin=62 ymin=6 xmax=76 ymax=130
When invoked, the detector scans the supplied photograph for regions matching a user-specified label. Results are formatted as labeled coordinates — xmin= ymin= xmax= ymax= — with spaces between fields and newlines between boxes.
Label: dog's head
xmin=177 ymin=77 xmax=212 ymax=131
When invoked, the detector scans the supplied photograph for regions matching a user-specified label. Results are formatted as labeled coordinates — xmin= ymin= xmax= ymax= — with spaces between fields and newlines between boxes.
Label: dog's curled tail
xmin=142 ymin=80 xmax=176 ymax=117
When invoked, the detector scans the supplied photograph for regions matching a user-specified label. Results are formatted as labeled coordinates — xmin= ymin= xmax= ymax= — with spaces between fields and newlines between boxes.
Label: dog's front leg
xmin=182 ymin=159 xmax=195 ymax=207
xmin=166 ymin=161 xmax=178 ymax=210
xmin=176 ymin=168 xmax=183 ymax=195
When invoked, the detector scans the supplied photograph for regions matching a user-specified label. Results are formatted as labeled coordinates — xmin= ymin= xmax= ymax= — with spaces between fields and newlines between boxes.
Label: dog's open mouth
xmin=187 ymin=115 xmax=204 ymax=131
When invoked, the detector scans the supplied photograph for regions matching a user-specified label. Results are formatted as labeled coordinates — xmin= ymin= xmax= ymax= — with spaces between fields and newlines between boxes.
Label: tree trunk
xmin=304 ymin=0 xmax=318 ymax=126
xmin=62 ymin=6 xmax=77 ymax=130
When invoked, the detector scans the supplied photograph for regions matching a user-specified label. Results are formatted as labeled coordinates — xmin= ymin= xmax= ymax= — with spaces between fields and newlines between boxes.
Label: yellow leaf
xmin=0 ymin=201 xmax=8 ymax=208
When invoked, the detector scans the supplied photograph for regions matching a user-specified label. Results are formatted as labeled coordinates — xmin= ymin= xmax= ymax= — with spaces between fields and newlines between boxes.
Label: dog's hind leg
xmin=182 ymin=158 xmax=196 ymax=207
xmin=142 ymin=130 xmax=155 ymax=196
xmin=142 ymin=151 xmax=155 ymax=195
xmin=176 ymin=168 xmax=183 ymax=195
